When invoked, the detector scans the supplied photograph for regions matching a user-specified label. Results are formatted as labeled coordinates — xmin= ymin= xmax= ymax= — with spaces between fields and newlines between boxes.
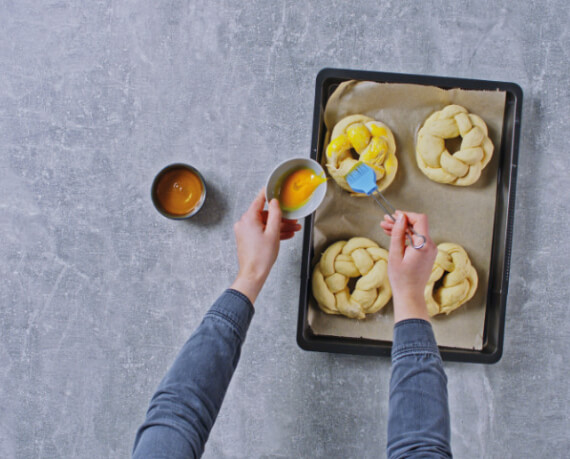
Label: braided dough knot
xmin=416 ymin=105 xmax=494 ymax=186
xmin=312 ymin=237 xmax=392 ymax=319
xmin=425 ymin=243 xmax=478 ymax=316
xmin=325 ymin=114 xmax=398 ymax=193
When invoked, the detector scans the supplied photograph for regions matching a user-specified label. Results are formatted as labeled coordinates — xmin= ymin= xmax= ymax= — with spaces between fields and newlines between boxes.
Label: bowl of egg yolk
xmin=265 ymin=158 xmax=328 ymax=219
xmin=151 ymin=163 xmax=207 ymax=219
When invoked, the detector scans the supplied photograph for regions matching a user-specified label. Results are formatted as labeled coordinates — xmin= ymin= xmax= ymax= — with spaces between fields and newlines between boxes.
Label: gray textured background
xmin=1 ymin=1 xmax=569 ymax=458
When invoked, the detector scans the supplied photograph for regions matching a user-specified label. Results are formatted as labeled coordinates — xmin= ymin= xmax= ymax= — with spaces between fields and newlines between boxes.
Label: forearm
xmin=230 ymin=275 xmax=265 ymax=305
xmin=387 ymin=319 xmax=451 ymax=459
xmin=392 ymin=295 xmax=430 ymax=323
xmin=133 ymin=289 xmax=254 ymax=459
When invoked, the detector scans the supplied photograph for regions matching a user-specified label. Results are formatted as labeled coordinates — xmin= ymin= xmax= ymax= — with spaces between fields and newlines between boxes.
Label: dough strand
xmin=312 ymin=237 xmax=391 ymax=319
xmin=425 ymin=242 xmax=478 ymax=316
xmin=325 ymin=115 xmax=398 ymax=194
xmin=416 ymin=105 xmax=494 ymax=186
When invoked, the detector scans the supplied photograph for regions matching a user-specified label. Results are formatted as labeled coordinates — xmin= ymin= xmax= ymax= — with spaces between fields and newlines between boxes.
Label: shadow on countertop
xmin=183 ymin=181 xmax=227 ymax=228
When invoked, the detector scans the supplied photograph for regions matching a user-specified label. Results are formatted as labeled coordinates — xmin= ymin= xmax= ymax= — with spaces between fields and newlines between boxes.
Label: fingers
xmin=386 ymin=211 xmax=436 ymax=260
xmin=261 ymin=210 xmax=302 ymax=234
xmin=261 ymin=211 xmax=300 ymax=227
xmin=389 ymin=212 xmax=407 ymax=261
xmin=244 ymin=189 xmax=301 ymax=241
xmin=400 ymin=212 xmax=431 ymax=253
xmin=265 ymin=198 xmax=283 ymax=239
xmin=381 ymin=211 xmax=430 ymax=239
xmin=279 ymin=231 xmax=296 ymax=241
xmin=281 ymin=220 xmax=302 ymax=233
xmin=247 ymin=188 xmax=267 ymax=217
xmin=380 ymin=217 xmax=394 ymax=235
xmin=402 ymin=211 xmax=430 ymax=236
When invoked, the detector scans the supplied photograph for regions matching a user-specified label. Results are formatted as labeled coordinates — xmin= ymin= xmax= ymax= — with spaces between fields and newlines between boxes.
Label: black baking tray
xmin=296 ymin=68 xmax=522 ymax=364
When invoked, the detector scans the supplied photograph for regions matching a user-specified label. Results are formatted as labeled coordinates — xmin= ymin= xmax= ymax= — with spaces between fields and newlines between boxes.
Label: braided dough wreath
xmin=312 ymin=237 xmax=391 ymax=319
xmin=425 ymin=242 xmax=478 ymax=316
xmin=416 ymin=105 xmax=494 ymax=186
xmin=325 ymin=115 xmax=398 ymax=194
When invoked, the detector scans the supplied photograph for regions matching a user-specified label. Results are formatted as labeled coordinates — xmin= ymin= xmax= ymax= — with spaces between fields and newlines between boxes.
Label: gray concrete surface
xmin=1 ymin=1 xmax=569 ymax=457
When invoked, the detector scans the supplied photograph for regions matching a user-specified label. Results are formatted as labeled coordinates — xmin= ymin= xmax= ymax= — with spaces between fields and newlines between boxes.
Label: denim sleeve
xmin=387 ymin=319 xmax=452 ymax=459
xmin=132 ymin=289 xmax=254 ymax=459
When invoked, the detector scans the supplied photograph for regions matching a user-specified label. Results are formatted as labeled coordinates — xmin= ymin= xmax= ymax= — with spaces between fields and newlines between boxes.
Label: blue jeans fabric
xmin=132 ymin=289 xmax=254 ymax=459
xmin=388 ymin=319 xmax=452 ymax=458
xmin=133 ymin=291 xmax=451 ymax=458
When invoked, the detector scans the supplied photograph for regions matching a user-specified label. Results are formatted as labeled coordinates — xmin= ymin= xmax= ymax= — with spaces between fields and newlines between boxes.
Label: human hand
xmin=231 ymin=188 xmax=302 ymax=304
xmin=380 ymin=211 xmax=437 ymax=323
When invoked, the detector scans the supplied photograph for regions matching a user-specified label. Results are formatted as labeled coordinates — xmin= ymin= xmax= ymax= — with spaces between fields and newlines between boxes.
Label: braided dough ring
xmin=325 ymin=115 xmax=398 ymax=194
xmin=425 ymin=242 xmax=478 ymax=316
xmin=312 ymin=237 xmax=391 ymax=319
xmin=416 ymin=105 xmax=494 ymax=186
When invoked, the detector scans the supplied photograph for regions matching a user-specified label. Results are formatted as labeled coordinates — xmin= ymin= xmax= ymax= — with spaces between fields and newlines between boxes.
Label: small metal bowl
xmin=151 ymin=163 xmax=207 ymax=219
xmin=265 ymin=158 xmax=327 ymax=219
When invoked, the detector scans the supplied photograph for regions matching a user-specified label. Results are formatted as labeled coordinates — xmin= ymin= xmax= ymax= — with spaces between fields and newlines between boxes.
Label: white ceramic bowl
xmin=265 ymin=158 xmax=327 ymax=219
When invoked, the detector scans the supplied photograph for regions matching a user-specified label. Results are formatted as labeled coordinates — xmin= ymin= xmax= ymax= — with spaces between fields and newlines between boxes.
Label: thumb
xmin=389 ymin=212 xmax=406 ymax=261
xmin=265 ymin=199 xmax=282 ymax=238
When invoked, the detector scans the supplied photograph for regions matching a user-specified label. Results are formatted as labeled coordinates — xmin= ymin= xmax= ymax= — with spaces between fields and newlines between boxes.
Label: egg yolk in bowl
xmin=277 ymin=167 xmax=326 ymax=211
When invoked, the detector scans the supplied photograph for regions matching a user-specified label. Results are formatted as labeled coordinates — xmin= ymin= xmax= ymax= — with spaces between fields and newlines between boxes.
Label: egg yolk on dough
xmin=326 ymin=123 xmax=388 ymax=158
xmin=155 ymin=168 xmax=203 ymax=216
xmin=278 ymin=168 xmax=325 ymax=211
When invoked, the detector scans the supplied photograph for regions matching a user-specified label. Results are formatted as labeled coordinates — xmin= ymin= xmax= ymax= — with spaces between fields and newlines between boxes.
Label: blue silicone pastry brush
xmin=346 ymin=162 xmax=426 ymax=249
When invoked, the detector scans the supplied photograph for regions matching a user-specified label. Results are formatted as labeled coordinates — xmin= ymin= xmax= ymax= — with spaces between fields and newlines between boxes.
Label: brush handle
xmin=370 ymin=192 xmax=426 ymax=250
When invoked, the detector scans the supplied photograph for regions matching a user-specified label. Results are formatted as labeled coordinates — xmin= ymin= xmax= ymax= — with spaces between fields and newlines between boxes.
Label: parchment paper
xmin=308 ymin=81 xmax=506 ymax=350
